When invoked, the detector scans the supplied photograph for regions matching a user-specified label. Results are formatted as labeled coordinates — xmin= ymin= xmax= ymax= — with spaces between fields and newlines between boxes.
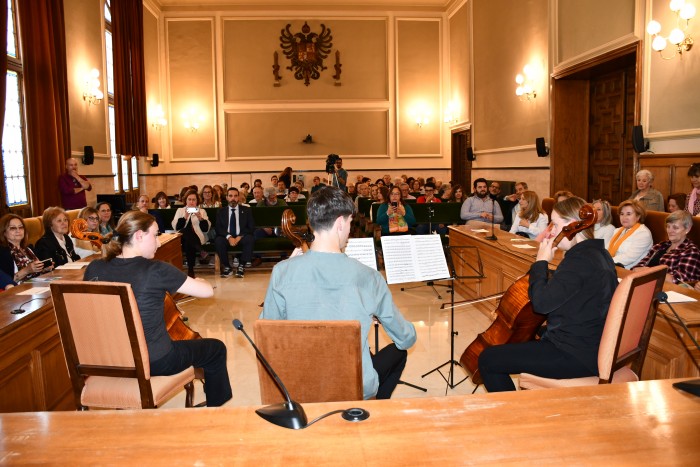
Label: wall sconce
xmin=182 ymin=109 xmax=203 ymax=133
xmin=82 ymin=68 xmax=103 ymax=106
xmin=443 ymin=101 xmax=460 ymax=125
xmin=151 ymin=104 xmax=167 ymax=131
xmin=647 ymin=0 xmax=695 ymax=60
xmin=410 ymin=105 xmax=431 ymax=128
xmin=515 ymin=64 xmax=537 ymax=101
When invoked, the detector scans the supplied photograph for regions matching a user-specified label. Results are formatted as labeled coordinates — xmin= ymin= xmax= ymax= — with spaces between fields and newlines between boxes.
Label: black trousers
xmin=181 ymin=226 xmax=203 ymax=269
xmin=478 ymin=340 xmax=595 ymax=392
xmin=371 ymin=343 xmax=407 ymax=399
xmin=215 ymin=233 xmax=254 ymax=267
xmin=151 ymin=338 xmax=232 ymax=407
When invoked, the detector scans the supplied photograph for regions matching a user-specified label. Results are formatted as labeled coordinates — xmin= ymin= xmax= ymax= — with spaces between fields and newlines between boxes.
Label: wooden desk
xmin=1 ymin=379 xmax=699 ymax=464
xmin=0 ymin=234 xmax=182 ymax=413
xmin=448 ymin=224 xmax=700 ymax=380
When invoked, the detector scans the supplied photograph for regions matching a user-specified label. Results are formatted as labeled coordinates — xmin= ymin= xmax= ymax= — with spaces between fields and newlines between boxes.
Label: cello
xmin=459 ymin=204 xmax=597 ymax=385
xmin=280 ymin=208 xmax=313 ymax=252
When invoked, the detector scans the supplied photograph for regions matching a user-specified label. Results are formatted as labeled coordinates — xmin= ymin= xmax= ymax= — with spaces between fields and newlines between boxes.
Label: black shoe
xmin=221 ymin=267 xmax=233 ymax=278
xmin=235 ymin=265 xmax=245 ymax=278
xmin=188 ymin=267 xmax=195 ymax=278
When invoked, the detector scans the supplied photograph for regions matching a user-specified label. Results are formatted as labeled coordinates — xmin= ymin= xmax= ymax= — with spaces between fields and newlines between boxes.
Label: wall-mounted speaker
xmin=82 ymin=145 xmax=94 ymax=165
xmin=632 ymin=125 xmax=649 ymax=153
xmin=466 ymin=147 xmax=476 ymax=161
xmin=535 ymin=137 xmax=549 ymax=157
xmin=150 ymin=153 xmax=159 ymax=167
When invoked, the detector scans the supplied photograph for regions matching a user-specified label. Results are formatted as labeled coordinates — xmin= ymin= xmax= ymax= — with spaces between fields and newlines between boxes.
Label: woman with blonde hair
xmin=83 ymin=210 xmax=231 ymax=406
xmin=71 ymin=207 xmax=102 ymax=258
xmin=510 ymin=191 xmax=548 ymax=239
xmin=200 ymin=185 xmax=220 ymax=208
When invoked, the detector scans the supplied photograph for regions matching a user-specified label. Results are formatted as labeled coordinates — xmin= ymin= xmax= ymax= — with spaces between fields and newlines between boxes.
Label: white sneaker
xmin=232 ymin=257 xmax=239 ymax=267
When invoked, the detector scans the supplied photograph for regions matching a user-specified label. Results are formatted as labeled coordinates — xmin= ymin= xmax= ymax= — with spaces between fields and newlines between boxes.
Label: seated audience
xmin=212 ymin=185 xmax=224 ymax=204
xmin=35 ymin=206 xmax=80 ymax=267
xmin=0 ymin=214 xmax=50 ymax=283
xmin=172 ymin=190 xmax=210 ymax=278
xmin=256 ymin=187 xmax=287 ymax=207
xmin=215 ymin=187 xmax=256 ymax=278
xmin=410 ymin=179 xmax=422 ymax=193
xmin=239 ymin=182 xmax=251 ymax=200
xmin=96 ymin=202 xmax=115 ymax=240
xmin=448 ymin=184 xmax=466 ymax=204
xmin=460 ymin=178 xmax=504 ymax=225
xmin=686 ymin=163 xmax=700 ymax=216
xmin=376 ymin=186 xmax=416 ymax=235
xmin=553 ymin=190 xmax=574 ymax=203
xmin=607 ymin=199 xmax=653 ymax=269
xmin=155 ymin=191 xmax=171 ymax=209
xmin=592 ymin=199 xmax=615 ymax=248
xmin=440 ymin=183 xmax=452 ymax=201
xmin=133 ymin=194 xmax=150 ymax=213
xmin=276 ymin=180 xmax=288 ymax=197
xmin=635 ymin=210 xmax=700 ymax=285
xmin=667 ymin=193 xmax=686 ymax=213
xmin=370 ymin=184 xmax=380 ymax=201
xmin=285 ymin=186 xmax=306 ymax=203
xmin=310 ymin=176 xmax=326 ymax=193
xmin=84 ymin=210 xmax=231 ymax=406
xmin=200 ymin=185 xmax=221 ymax=208
xmin=253 ymin=178 xmax=263 ymax=188
xmin=355 ymin=183 xmax=370 ymax=209
xmin=400 ymin=183 xmax=416 ymax=200
xmin=509 ymin=190 xmax=548 ymax=239
xmin=629 ymin=169 xmax=664 ymax=212
xmin=417 ymin=182 xmax=441 ymax=204
xmin=71 ymin=207 xmax=102 ymax=258
xmin=249 ymin=186 xmax=264 ymax=205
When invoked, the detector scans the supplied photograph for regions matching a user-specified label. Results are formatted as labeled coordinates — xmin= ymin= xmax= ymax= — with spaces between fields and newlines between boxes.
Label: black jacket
xmin=215 ymin=204 xmax=255 ymax=238
xmin=34 ymin=232 xmax=80 ymax=267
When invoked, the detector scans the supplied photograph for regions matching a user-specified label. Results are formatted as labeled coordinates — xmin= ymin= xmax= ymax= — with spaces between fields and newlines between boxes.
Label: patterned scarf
xmin=10 ymin=244 xmax=40 ymax=281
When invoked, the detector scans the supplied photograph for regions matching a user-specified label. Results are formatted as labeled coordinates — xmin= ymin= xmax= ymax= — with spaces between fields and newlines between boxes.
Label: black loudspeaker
xmin=632 ymin=125 xmax=649 ymax=153
xmin=535 ymin=137 xmax=549 ymax=157
xmin=150 ymin=153 xmax=159 ymax=167
xmin=82 ymin=145 xmax=94 ymax=165
xmin=466 ymin=147 xmax=476 ymax=161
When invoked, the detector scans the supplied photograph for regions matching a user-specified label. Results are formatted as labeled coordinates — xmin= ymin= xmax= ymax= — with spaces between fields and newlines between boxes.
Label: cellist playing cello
xmin=478 ymin=197 xmax=618 ymax=392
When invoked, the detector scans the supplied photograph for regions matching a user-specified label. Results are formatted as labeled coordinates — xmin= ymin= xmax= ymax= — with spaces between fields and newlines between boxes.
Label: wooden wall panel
xmin=637 ymin=153 xmax=700 ymax=198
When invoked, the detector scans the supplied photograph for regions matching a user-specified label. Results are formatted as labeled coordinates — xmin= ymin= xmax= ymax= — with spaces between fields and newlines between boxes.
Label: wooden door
xmin=588 ymin=66 xmax=636 ymax=205
xmin=451 ymin=128 xmax=471 ymax=190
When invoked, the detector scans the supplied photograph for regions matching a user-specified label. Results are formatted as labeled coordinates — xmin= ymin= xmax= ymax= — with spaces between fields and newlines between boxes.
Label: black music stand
xmin=373 ymin=320 xmax=427 ymax=393
xmin=421 ymin=245 xmax=484 ymax=393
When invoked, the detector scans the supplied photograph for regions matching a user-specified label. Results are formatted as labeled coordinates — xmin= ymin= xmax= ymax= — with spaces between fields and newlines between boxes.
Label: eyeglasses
xmin=87 ymin=216 xmax=99 ymax=221
xmin=7 ymin=225 xmax=24 ymax=231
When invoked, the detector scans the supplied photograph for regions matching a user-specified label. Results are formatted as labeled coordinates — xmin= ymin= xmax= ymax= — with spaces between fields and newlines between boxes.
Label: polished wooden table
xmin=1 ymin=379 xmax=699 ymax=464
xmin=0 ymin=234 xmax=182 ymax=413
xmin=448 ymin=223 xmax=700 ymax=380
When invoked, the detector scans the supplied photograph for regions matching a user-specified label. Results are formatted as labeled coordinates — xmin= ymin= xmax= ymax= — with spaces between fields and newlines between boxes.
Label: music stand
xmin=421 ymin=245 xmax=484 ymax=393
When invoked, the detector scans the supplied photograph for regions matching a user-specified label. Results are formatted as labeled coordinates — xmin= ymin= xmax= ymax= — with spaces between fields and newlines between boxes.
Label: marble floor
xmin=162 ymin=263 xmax=492 ymax=408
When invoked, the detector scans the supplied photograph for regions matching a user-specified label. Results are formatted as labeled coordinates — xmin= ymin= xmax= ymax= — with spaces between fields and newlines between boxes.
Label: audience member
xmin=172 ymin=190 xmax=210 ymax=278
xmin=96 ymin=202 xmax=115 ymax=240
xmin=448 ymin=184 xmax=466 ymax=204
xmin=311 ymin=176 xmax=326 ymax=193
xmin=607 ymin=199 xmax=653 ymax=269
xmin=71 ymin=207 xmax=102 ymax=258
xmin=400 ymin=183 xmax=416 ymax=200
xmin=331 ymin=156 xmax=348 ymax=192
xmin=256 ymin=187 xmax=287 ymax=207
xmin=410 ymin=179 xmax=422 ymax=193
xmin=249 ymin=186 xmax=264 ymax=205
xmin=0 ymin=214 xmax=48 ymax=283
xmin=509 ymin=191 xmax=548 ymax=239
xmin=460 ymin=178 xmax=504 ymax=225
xmin=35 ymin=207 xmax=80 ymax=267
xmin=276 ymin=180 xmax=288 ymax=197
xmin=592 ymin=199 xmax=615 ymax=248
xmin=200 ymin=185 xmax=221 ymax=208
xmin=417 ymin=182 xmax=441 ymax=205
xmin=553 ymin=190 xmax=574 ymax=203
xmin=629 ymin=169 xmax=664 ymax=212
xmin=686 ymin=163 xmax=700 ymax=216
xmin=667 ymin=193 xmax=686 ymax=213
xmin=635 ymin=210 xmax=700 ymax=285
xmin=239 ymin=182 xmax=251 ymax=200
xmin=155 ymin=191 xmax=171 ymax=209
xmin=133 ymin=194 xmax=150 ymax=213
xmin=215 ymin=187 xmax=256 ymax=278
xmin=285 ymin=186 xmax=306 ymax=203
xmin=59 ymin=158 xmax=92 ymax=209
xmin=279 ymin=167 xmax=293 ymax=189
xmin=376 ymin=186 xmax=416 ymax=235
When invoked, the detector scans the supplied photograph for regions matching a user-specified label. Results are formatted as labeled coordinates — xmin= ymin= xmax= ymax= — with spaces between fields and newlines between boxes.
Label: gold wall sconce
xmin=410 ymin=103 xmax=431 ymax=128
xmin=647 ymin=0 xmax=695 ymax=60
xmin=182 ymin=109 xmax=203 ymax=133
xmin=82 ymin=68 xmax=103 ymax=106
xmin=443 ymin=101 xmax=460 ymax=125
xmin=151 ymin=105 xmax=167 ymax=131
xmin=515 ymin=64 xmax=537 ymax=101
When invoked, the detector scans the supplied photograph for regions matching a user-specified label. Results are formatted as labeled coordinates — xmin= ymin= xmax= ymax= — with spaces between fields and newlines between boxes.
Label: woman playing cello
xmin=478 ymin=197 xmax=618 ymax=392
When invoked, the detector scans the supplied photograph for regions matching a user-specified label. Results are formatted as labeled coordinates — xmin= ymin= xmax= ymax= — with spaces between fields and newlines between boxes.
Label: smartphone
xmin=391 ymin=202 xmax=398 ymax=208
xmin=40 ymin=258 xmax=53 ymax=268
xmin=186 ymin=207 xmax=198 ymax=214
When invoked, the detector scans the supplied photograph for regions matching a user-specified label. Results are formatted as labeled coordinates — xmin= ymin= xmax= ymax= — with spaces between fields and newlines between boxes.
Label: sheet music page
xmin=412 ymin=235 xmax=450 ymax=281
xmin=381 ymin=235 xmax=416 ymax=284
xmin=345 ymin=237 xmax=377 ymax=270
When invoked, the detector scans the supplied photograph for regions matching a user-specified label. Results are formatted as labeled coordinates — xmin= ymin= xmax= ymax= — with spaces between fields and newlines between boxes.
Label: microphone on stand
xmin=656 ymin=292 xmax=700 ymax=397
xmin=485 ymin=196 xmax=497 ymax=241
xmin=233 ymin=319 xmax=308 ymax=429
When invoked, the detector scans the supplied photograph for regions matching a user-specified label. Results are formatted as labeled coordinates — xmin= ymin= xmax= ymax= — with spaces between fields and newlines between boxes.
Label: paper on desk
xmin=56 ymin=263 xmax=88 ymax=270
xmin=510 ymin=238 xmax=528 ymax=242
xmin=511 ymin=243 xmax=537 ymax=249
xmin=470 ymin=229 xmax=489 ymax=233
xmin=345 ymin=237 xmax=378 ymax=271
xmin=663 ymin=291 xmax=697 ymax=304
xmin=16 ymin=286 xmax=50 ymax=295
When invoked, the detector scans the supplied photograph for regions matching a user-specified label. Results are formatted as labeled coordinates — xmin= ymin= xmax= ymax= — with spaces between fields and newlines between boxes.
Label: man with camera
xmin=261 ymin=187 xmax=416 ymax=399
xmin=327 ymin=154 xmax=348 ymax=192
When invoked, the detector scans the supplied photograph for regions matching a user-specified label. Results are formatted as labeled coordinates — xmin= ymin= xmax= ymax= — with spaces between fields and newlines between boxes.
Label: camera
xmin=186 ymin=207 xmax=198 ymax=214
xmin=391 ymin=202 xmax=398 ymax=208
xmin=325 ymin=153 xmax=340 ymax=174
xmin=40 ymin=259 xmax=53 ymax=268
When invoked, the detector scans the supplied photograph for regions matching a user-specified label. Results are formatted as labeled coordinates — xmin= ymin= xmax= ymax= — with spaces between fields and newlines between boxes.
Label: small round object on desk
xmin=342 ymin=408 xmax=370 ymax=422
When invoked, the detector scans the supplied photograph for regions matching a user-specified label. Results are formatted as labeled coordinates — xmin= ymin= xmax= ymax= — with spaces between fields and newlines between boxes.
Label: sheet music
xmin=664 ymin=291 xmax=697 ymax=304
xmin=56 ymin=263 xmax=88 ymax=270
xmin=381 ymin=235 xmax=450 ymax=284
xmin=344 ymin=237 xmax=378 ymax=270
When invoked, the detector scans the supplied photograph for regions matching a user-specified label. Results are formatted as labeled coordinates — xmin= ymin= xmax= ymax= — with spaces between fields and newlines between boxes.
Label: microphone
xmin=232 ymin=318 xmax=308 ymax=429
xmin=656 ymin=292 xmax=700 ymax=397
xmin=11 ymin=297 xmax=49 ymax=315
xmin=485 ymin=196 xmax=497 ymax=241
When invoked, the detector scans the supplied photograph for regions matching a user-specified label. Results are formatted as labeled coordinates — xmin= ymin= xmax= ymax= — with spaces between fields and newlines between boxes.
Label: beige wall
xmin=448 ymin=2 xmax=470 ymax=127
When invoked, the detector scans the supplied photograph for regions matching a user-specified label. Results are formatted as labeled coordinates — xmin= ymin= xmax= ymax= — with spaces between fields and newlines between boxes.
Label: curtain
xmin=0 ymin=2 xmax=8 ymax=214
xmin=17 ymin=0 xmax=70 ymax=214
xmin=112 ymin=0 xmax=147 ymax=159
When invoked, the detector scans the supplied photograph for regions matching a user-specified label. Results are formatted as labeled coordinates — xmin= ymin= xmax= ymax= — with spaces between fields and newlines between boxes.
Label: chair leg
xmin=185 ymin=381 xmax=195 ymax=408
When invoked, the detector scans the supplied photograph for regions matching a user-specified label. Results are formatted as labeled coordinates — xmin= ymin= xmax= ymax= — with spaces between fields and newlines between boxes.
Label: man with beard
xmin=215 ymin=187 xmax=256 ymax=278
xmin=460 ymin=178 xmax=503 ymax=224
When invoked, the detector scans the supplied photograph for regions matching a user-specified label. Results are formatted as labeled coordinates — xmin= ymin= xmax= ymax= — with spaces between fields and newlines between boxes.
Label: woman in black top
xmin=478 ymin=197 xmax=618 ymax=392
xmin=34 ymin=207 xmax=80 ymax=267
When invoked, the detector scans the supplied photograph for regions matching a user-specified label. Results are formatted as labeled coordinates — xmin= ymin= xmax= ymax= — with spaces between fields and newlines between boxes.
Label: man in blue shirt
xmin=261 ymin=187 xmax=416 ymax=399
xmin=460 ymin=177 xmax=504 ymax=225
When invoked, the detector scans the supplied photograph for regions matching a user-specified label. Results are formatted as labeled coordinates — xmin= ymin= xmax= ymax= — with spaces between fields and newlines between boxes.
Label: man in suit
xmin=215 ymin=187 xmax=256 ymax=278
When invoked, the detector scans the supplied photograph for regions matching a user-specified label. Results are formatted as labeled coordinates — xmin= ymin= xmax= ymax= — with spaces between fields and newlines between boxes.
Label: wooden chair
xmin=50 ymin=281 xmax=196 ymax=409
xmin=519 ymin=265 xmax=667 ymax=389
xmin=254 ymin=320 xmax=363 ymax=403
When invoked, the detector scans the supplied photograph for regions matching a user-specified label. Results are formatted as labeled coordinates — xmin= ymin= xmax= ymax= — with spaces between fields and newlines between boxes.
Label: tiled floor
xmin=162 ymin=263 xmax=492 ymax=408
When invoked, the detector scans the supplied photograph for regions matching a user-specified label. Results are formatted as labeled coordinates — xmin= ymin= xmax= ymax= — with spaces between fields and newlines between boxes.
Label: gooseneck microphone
xmin=485 ymin=196 xmax=497 ymax=241
xmin=11 ymin=297 xmax=49 ymax=315
xmin=656 ymin=292 xmax=700 ymax=397
xmin=233 ymin=318 xmax=308 ymax=429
